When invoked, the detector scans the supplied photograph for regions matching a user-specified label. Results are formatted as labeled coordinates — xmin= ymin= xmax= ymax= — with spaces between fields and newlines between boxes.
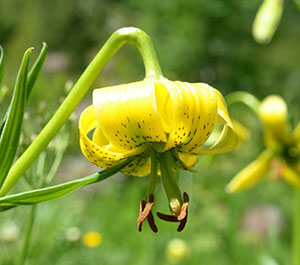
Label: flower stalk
xmin=0 ymin=27 xmax=162 ymax=196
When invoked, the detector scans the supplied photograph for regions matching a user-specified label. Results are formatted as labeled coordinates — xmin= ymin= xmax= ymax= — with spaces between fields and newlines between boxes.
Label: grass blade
xmin=0 ymin=46 xmax=5 ymax=136
xmin=0 ymin=46 xmax=4 ymax=87
xmin=0 ymin=158 xmax=133 ymax=211
xmin=26 ymin=42 xmax=48 ymax=104
xmin=0 ymin=48 xmax=33 ymax=188
xmin=0 ymin=43 xmax=48 ymax=137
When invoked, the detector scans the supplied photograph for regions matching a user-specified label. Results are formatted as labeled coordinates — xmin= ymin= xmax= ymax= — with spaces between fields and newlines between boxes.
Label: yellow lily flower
xmin=79 ymin=76 xmax=237 ymax=231
xmin=227 ymin=95 xmax=300 ymax=193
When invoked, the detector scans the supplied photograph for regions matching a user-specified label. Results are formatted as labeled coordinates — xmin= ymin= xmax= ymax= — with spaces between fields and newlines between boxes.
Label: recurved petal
xmin=226 ymin=149 xmax=273 ymax=193
xmin=154 ymin=79 xmax=203 ymax=152
xmin=122 ymin=155 xmax=151 ymax=177
xmin=177 ymin=152 xmax=198 ymax=169
xmin=79 ymin=105 xmax=145 ymax=168
xmin=93 ymin=79 xmax=167 ymax=152
xmin=194 ymin=88 xmax=238 ymax=155
xmin=282 ymin=164 xmax=300 ymax=190
xmin=174 ymin=82 xmax=218 ymax=153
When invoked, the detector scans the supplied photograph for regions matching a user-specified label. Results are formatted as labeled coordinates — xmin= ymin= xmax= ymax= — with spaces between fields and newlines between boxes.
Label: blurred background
xmin=0 ymin=0 xmax=300 ymax=264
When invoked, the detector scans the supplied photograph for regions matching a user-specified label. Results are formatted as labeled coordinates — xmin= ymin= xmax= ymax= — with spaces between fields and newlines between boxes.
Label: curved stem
xmin=17 ymin=205 xmax=36 ymax=265
xmin=0 ymin=27 xmax=162 ymax=196
xmin=226 ymin=91 xmax=261 ymax=115
xmin=293 ymin=188 xmax=300 ymax=265
xmin=144 ymin=149 xmax=158 ymax=198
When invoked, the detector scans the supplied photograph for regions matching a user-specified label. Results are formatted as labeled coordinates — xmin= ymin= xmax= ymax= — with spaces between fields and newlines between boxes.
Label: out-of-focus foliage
xmin=1 ymin=0 xmax=300 ymax=100
xmin=0 ymin=0 xmax=299 ymax=265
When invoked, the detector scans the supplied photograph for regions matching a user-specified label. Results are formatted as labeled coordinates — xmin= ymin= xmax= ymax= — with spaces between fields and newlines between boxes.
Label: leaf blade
xmin=26 ymin=42 xmax=48 ymax=104
xmin=0 ymin=45 xmax=4 ymax=87
xmin=0 ymin=48 xmax=32 ymax=188
xmin=0 ymin=158 xmax=133 ymax=211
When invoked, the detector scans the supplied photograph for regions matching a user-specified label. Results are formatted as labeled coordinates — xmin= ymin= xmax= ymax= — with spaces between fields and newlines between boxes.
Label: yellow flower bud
xmin=252 ymin=0 xmax=283 ymax=44
xmin=259 ymin=95 xmax=290 ymax=145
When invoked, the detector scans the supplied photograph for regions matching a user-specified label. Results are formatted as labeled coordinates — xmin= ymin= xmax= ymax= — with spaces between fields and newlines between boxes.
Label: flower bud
xmin=259 ymin=95 xmax=289 ymax=144
xmin=252 ymin=0 xmax=283 ymax=44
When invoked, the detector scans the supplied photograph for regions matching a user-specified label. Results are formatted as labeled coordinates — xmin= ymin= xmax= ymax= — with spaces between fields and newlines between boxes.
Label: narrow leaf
xmin=0 ymin=48 xmax=33 ymax=188
xmin=0 ymin=158 xmax=133 ymax=211
xmin=0 ymin=46 xmax=5 ymax=136
xmin=26 ymin=42 xmax=48 ymax=104
xmin=0 ymin=45 xmax=4 ymax=86
xmin=0 ymin=43 xmax=48 ymax=136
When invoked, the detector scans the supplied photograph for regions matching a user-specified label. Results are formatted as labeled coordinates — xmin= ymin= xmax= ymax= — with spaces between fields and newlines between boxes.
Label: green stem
xmin=17 ymin=205 xmax=36 ymax=265
xmin=159 ymin=151 xmax=182 ymax=214
xmin=293 ymin=189 xmax=300 ymax=265
xmin=226 ymin=91 xmax=261 ymax=115
xmin=145 ymin=149 xmax=158 ymax=198
xmin=0 ymin=27 xmax=162 ymax=196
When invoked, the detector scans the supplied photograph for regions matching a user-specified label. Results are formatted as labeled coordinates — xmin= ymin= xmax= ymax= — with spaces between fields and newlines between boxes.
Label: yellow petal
xmin=259 ymin=95 xmax=290 ymax=144
xmin=195 ymin=88 xmax=238 ymax=155
xmin=226 ymin=149 xmax=273 ymax=193
xmin=122 ymin=155 xmax=151 ymax=177
xmin=93 ymin=79 xmax=167 ymax=152
xmin=281 ymin=164 xmax=300 ymax=190
xmin=177 ymin=152 xmax=198 ymax=169
xmin=232 ymin=120 xmax=251 ymax=148
xmin=79 ymin=105 xmax=146 ymax=168
xmin=157 ymin=81 xmax=219 ymax=153
xmin=155 ymin=79 xmax=215 ymax=152
xmin=252 ymin=0 xmax=283 ymax=44
xmin=158 ymin=150 xmax=198 ymax=173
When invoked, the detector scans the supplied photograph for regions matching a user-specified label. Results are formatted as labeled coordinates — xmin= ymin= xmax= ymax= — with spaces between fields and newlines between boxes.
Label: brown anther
xmin=147 ymin=211 xmax=158 ymax=232
xmin=157 ymin=212 xmax=179 ymax=222
xmin=156 ymin=192 xmax=190 ymax=232
xmin=177 ymin=212 xmax=188 ymax=232
xmin=137 ymin=194 xmax=158 ymax=233
xmin=177 ymin=192 xmax=189 ymax=221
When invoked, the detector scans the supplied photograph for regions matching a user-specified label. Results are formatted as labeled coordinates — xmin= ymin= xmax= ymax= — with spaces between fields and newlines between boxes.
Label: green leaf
xmin=0 ymin=45 xmax=4 ymax=87
xmin=0 ymin=43 xmax=48 ymax=136
xmin=26 ymin=42 xmax=48 ymax=104
xmin=0 ymin=158 xmax=133 ymax=211
xmin=0 ymin=48 xmax=33 ymax=188
xmin=0 ymin=46 xmax=5 ymax=135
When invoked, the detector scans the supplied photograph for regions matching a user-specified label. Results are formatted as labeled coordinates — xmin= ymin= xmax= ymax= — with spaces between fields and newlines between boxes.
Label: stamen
xmin=177 ymin=214 xmax=188 ymax=232
xmin=157 ymin=212 xmax=179 ymax=222
xmin=157 ymin=192 xmax=190 ymax=232
xmin=177 ymin=192 xmax=189 ymax=221
xmin=137 ymin=194 xmax=157 ymax=233
xmin=147 ymin=211 xmax=158 ymax=232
